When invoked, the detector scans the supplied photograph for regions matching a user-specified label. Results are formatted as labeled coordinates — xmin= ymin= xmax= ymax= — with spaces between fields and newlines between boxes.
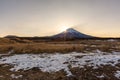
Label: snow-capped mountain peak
xmin=65 ymin=28 xmax=77 ymax=33
xmin=52 ymin=28 xmax=94 ymax=40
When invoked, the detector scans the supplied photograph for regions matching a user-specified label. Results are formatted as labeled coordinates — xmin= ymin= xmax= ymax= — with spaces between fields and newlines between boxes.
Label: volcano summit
xmin=52 ymin=28 xmax=94 ymax=40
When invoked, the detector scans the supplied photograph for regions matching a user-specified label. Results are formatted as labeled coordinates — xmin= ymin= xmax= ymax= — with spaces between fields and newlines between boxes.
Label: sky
xmin=0 ymin=0 xmax=120 ymax=37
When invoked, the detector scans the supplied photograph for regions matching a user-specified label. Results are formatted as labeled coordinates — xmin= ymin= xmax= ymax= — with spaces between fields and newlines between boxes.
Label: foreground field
xmin=0 ymin=38 xmax=120 ymax=80
xmin=0 ymin=51 xmax=120 ymax=80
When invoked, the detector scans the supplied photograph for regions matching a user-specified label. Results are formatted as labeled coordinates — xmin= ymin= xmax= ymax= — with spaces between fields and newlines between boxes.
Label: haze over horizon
xmin=0 ymin=0 xmax=120 ymax=37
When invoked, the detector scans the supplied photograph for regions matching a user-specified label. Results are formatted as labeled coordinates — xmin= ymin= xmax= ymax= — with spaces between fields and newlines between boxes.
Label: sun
xmin=60 ymin=26 xmax=69 ymax=32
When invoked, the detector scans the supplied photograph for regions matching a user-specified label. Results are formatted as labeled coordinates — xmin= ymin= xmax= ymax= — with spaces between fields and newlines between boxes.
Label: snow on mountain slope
xmin=52 ymin=28 xmax=94 ymax=39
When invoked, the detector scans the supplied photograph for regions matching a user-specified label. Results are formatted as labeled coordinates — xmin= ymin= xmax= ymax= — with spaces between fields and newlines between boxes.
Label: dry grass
xmin=0 ymin=38 xmax=16 ymax=45
xmin=0 ymin=43 xmax=86 ymax=54
xmin=0 ymin=38 xmax=120 ymax=54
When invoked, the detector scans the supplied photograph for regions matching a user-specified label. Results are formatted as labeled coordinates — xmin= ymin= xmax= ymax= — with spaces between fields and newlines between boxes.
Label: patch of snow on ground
xmin=0 ymin=75 xmax=3 ymax=78
xmin=10 ymin=74 xmax=22 ymax=79
xmin=0 ymin=50 xmax=13 ymax=57
xmin=97 ymin=74 xmax=104 ymax=78
xmin=0 ymin=52 xmax=120 ymax=76
xmin=107 ymin=39 xmax=116 ymax=42
xmin=115 ymin=71 xmax=120 ymax=79
xmin=112 ymin=52 xmax=120 ymax=55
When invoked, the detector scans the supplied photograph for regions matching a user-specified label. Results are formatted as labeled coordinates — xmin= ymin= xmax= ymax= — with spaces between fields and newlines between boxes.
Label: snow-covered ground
xmin=0 ymin=51 xmax=120 ymax=78
xmin=115 ymin=71 xmax=120 ymax=79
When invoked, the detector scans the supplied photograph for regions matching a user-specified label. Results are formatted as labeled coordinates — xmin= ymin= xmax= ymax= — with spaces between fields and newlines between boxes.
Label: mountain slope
xmin=52 ymin=28 xmax=94 ymax=40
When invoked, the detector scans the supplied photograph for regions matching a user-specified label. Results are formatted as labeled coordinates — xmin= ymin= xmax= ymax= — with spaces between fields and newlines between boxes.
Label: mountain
xmin=52 ymin=28 xmax=95 ymax=40
xmin=4 ymin=35 xmax=19 ymax=38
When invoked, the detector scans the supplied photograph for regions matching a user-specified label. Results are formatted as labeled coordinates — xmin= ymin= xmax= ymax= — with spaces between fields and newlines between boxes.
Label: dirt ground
xmin=0 ymin=61 xmax=120 ymax=80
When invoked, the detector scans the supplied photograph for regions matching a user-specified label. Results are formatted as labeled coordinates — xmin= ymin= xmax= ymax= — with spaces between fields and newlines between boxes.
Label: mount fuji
xmin=52 ymin=28 xmax=95 ymax=40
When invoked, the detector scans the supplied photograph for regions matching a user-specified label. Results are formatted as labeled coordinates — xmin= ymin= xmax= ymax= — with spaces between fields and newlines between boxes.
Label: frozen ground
xmin=0 ymin=51 xmax=120 ymax=78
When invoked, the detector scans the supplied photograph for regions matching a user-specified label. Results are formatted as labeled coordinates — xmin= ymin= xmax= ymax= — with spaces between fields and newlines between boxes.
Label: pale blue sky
xmin=0 ymin=0 xmax=120 ymax=37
